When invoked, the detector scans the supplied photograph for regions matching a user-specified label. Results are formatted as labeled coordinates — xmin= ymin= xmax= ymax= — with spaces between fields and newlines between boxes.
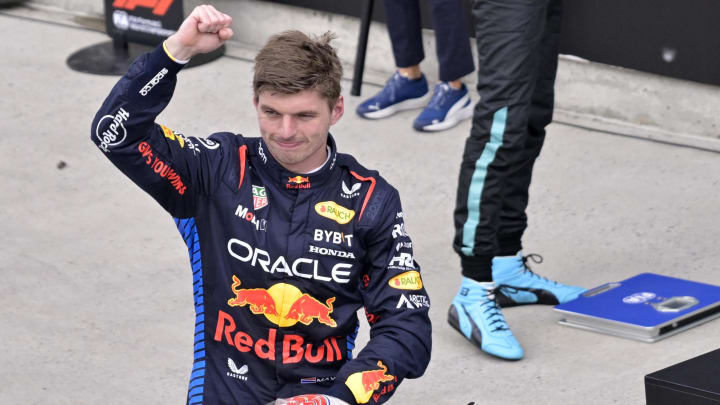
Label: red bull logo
xmin=286 ymin=294 xmax=337 ymax=327
xmin=345 ymin=360 xmax=396 ymax=404
xmin=214 ymin=310 xmax=344 ymax=365
xmin=227 ymin=276 xmax=278 ymax=316
xmin=287 ymin=176 xmax=311 ymax=189
xmin=227 ymin=276 xmax=336 ymax=327
xmin=288 ymin=175 xmax=310 ymax=184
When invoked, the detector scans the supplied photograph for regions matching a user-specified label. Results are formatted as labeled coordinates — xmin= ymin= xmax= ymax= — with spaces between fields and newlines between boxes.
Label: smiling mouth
xmin=274 ymin=140 xmax=304 ymax=149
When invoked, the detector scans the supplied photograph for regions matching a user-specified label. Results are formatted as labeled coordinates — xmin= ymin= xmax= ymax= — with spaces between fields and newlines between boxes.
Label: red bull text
xmin=214 ymin=310 xmax=344 ymax=364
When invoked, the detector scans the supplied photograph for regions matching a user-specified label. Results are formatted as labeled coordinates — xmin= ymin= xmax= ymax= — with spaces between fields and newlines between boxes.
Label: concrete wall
xmin=27 ymin=0 xmax=720 ymax=148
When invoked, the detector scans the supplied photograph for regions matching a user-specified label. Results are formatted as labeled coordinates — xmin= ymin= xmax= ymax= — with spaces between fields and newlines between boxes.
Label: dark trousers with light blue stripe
xmin=383 ymin=0 xmax=475 ymax=81
xmin=453 ymin=0 xmax=562 ymax=281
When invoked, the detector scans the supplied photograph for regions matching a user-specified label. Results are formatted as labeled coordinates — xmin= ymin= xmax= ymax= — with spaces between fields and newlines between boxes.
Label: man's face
xmin=254 ymin=90 xmax=344 ymax=174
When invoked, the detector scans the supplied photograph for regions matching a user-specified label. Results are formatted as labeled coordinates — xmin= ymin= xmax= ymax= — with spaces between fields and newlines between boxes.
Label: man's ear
xmin=330 ymin=95 xmax=344 ymax=126
xmin=253 ymin=95 xmax=259 ymax=109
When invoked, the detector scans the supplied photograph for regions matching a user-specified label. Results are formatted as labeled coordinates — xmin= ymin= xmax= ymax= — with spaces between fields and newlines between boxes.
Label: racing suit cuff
xmin=162 ymin=40 xmax=191 ymax=64
xmin=326 ymin=381 xmax=358 ymax=404
xmin=146 ymin=43 xmax=188 ymax=77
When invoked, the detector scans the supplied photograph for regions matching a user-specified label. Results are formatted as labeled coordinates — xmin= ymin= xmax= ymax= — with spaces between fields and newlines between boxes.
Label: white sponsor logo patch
xmin=234 ymin=204 xmax=267 ymax=231
xmin=227 ymin=238 xmax=352 ymax=283
xmin=392 ymin=223 xmax=407 ymax=239
xmin=395 ymin=241 xmax=412 ymax=251
xmin=95 ymin=108 xmax=130 ymax=152
xmin=139 ymin=68 xmax=168 ymax=96
xmin=227 ymin=358 xmax=248 ymax=381
xmin=309 ymin=245 xmax=356 ymax=259
xmin=313 ymin=229 xmax=353 ymax=247
xmin=389 ymin=253 xmax=414 ymax=268
xmin=258 ymin=142 xmax=268 ymax=163
xmin=341 ymin=181 xmax=361 ymax=199
xmin=397 ymin=294 xmax=430 ymax=309
xmin=196 ymin=137 xmax=220 ymax=150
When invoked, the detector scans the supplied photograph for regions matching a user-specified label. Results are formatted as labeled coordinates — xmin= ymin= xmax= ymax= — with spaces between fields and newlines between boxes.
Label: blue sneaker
xmin=492 ymin=252 xmax=585 ymax=307
xmin=448 ymin=278 xmax=523 ymax=360
xmin=412 ymin=82 xmax=473 ymax=132
xmin=356 ymin=72 xmax=430 ymax=119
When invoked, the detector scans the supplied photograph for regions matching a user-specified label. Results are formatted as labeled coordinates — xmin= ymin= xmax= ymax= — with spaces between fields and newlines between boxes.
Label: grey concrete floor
xmin=2 ymin=9 xmax=720 ymax=405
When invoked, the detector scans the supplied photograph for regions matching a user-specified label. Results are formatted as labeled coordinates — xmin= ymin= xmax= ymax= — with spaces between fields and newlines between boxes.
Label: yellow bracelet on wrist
xmin=162 ymin=41 xmax=190 ymax=64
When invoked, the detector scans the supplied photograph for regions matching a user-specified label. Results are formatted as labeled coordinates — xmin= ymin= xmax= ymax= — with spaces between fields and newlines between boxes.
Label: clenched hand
xmin=164 ymin=4 xmax=233 ymax=61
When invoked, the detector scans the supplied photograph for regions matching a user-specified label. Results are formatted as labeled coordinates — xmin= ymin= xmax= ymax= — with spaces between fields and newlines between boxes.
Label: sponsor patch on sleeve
xmin=388 ymin=271 xmax=423 ymax=290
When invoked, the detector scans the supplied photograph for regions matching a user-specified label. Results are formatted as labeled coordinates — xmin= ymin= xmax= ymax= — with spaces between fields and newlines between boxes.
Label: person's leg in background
xmin=413 ymin=0 xmax=476 ymax=132
xmin=356 ymin=0 xmax=431 ymax=119
xmin=448 ymin=0 xmax=582 ymax=361
xmin=491 ymin=0 xmax=585 ymax=308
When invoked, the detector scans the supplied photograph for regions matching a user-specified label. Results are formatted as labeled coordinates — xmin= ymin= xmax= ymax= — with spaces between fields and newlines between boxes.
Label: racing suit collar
xmin=252 ymin=134 xmax=339 ymax=190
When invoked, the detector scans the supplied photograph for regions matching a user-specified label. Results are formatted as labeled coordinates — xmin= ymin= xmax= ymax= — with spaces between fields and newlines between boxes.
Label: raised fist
xmin=164 ymin=4 xmax=233 ymax=61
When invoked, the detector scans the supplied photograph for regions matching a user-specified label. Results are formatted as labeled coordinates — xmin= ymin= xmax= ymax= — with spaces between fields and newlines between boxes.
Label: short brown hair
xmin=253 ymin=30 xmax=343 ymax=110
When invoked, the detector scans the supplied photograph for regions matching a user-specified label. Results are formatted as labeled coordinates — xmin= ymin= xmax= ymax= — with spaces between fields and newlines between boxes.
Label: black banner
xmin=261 ymin=0 xmax=720 ymax=87
xmin=105 ymin=0 xmax=184 ymax=46
xmin=560 ymin=0 xmax=720 ymax=87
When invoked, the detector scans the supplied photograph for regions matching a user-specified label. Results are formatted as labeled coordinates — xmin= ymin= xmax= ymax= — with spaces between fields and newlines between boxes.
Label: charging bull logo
xmin=287 ymin=176 xmax=311 ymax=189
xmin=288 ymin=176 xmax=310 ymax=184
xmin=345 ymin=360 xmax=395 ymax=404
xmin=227 ymin=276 xmax=279 ymax=316
xmin=227 ymin=276 xmax=336 ymax=327
xmin=286 ymin=295 xmax=337 ymax=327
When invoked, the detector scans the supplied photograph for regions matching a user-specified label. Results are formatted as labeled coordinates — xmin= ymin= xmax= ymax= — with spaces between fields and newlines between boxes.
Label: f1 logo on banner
xmin=113 ymin=0 xmax=175 ymax=16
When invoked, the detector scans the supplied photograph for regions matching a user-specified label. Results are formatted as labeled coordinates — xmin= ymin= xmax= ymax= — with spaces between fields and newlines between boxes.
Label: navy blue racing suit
xmin=91 ymin=45 xmax=431 ymax=404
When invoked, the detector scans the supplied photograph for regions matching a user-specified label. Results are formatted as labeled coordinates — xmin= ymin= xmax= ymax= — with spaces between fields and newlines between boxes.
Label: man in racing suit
xmin=91 ymin=5 xmax=431 ymax=404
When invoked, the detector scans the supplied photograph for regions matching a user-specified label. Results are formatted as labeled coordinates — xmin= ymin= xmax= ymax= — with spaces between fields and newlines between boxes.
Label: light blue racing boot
xmin=492 ymin=252 xmax=585 ymax=307
xmin=448 ymin=277 xmax=524 ymax=360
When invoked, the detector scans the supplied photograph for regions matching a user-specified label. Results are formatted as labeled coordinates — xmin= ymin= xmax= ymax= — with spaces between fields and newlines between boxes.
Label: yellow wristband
xmin=163 ymin=41 xmax=190 ymax=64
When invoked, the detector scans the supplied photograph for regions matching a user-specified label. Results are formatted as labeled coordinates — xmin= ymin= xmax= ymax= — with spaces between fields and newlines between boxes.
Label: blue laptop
xmin=554 ymin=273 xmax=720 ymax=342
